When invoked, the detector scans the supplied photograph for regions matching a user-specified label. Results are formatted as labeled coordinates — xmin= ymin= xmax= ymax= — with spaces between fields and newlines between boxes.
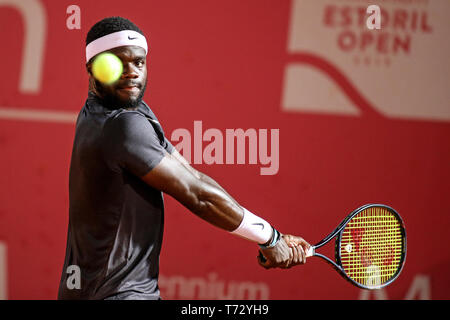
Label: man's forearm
xmin=191 ymin=175 xmax=275 ymax=245
xmin=146 ymin=152 xmax=272 ymax=243
xmin=197 ymin=171 xmax=241 ymax=209
xmin=142 ymin=152 xmax=308 ymax=269
xmin=171 ymin=149 xmax=240 ymax=208
xmin=186 ymin=178 xmax=244 ymax=232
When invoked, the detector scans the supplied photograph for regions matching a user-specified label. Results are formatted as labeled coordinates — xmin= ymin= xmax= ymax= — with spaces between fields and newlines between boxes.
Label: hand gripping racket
xmin=265 ymin=204 xmax=407 ymax=289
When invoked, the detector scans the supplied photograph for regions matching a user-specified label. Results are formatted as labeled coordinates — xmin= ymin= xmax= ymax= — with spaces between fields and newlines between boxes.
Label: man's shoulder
xmin=105 ymin=108 xmax=149 ymax=128
xmin=103 ymin=108 xmax=157 ymax=140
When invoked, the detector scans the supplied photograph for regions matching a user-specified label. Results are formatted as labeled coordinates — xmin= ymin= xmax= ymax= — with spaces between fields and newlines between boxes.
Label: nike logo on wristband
xmin=252 ymin=223 xmax=265 ymax=230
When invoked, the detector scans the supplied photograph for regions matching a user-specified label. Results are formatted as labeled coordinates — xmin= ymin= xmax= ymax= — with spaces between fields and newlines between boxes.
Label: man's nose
xmin=121 ymin=62 xmax=138 ymax=78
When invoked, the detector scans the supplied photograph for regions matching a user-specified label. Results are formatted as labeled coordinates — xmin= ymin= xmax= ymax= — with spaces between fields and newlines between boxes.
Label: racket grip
xmin=306 ymin=246 xmax=315 ymax=257
xmin=258 ymin=246 xmax=315 ymax=263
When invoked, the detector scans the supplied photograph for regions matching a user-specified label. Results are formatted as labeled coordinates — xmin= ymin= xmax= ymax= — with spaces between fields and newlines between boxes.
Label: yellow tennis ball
xmin=91 ymin=52 xmax=123 ymax=84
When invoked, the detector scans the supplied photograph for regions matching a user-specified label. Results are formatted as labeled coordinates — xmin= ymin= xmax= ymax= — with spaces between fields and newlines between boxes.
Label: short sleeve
xmin=163 ymin=137 xmax=175 ymax=154
xmin=103 ymin=112 xmax=167 ymax=177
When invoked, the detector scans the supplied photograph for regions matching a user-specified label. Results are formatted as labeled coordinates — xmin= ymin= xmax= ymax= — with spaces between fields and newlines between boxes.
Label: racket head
xmin=335 ymin=204 xmax=407 ymax=289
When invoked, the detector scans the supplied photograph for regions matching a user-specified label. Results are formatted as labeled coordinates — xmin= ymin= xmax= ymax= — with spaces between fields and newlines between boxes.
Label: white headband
xmin=85 ymin=30 xmax=148 ymax=62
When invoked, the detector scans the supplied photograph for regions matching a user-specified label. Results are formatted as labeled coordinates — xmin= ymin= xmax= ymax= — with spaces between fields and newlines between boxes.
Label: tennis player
xmin=58 ymin=17 xmax=310 ymax=300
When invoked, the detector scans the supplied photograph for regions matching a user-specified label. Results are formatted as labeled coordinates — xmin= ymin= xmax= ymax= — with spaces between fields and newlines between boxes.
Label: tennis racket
xmin=263 ymin=204 xmax=407 ymax=289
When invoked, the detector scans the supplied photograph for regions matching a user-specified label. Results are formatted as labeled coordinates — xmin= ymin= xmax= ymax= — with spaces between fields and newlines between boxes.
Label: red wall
xmin=0 ymin=0 xmax=448 ymax=300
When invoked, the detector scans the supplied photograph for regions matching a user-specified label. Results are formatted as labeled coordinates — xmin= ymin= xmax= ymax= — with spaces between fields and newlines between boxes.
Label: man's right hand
xmin=257 ymin=234 xmax=310 ymax=269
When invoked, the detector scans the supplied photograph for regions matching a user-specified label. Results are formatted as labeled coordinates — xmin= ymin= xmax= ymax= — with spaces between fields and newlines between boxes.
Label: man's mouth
xmin=117 ymin=82 xmax=141 ymax=94
xmin=119 ymin=86 xmax=139 ymax=93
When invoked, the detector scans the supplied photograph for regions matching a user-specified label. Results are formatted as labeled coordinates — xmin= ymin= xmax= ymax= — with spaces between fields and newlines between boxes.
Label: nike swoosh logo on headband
xmin=128 ymin=35 xmax=138 ymax=40
xmin=252 ymin=223 xmax=265 ymax=230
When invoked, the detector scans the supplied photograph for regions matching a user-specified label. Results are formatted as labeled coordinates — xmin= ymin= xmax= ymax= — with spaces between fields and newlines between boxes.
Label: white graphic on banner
xmin=404 ymin=274 xmax=431 ymax=300
xmin=359 ymin=273 xmax=432 ymax=300
xmin=282 ymin=64 xmax=360 ymax=116
xmin=0 ymin=0 xmax=46 ymax=93
xmin=282 ymin=0 xmax=450 ymax=122
xmin=159 ymin=273 xmax=270 ymax=300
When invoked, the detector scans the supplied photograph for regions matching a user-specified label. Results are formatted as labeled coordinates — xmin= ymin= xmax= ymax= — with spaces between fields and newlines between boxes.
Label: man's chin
xmin=94 ymin=79 xmax=147 ymax=110
xmin=99 ymin=92 xmax=144 ymax=110
xmin=120 ymin=97 xmax=142 ymax=109
xmin=99 ymin=96 xmax=142 ymax=110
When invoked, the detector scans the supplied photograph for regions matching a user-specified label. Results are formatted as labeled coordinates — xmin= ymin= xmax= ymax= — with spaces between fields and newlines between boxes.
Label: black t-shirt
xmin=58 ymin=93 xmax=174 ymax=300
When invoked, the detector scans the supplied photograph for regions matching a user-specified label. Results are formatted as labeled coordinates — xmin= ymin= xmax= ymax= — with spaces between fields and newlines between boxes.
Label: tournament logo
xmin=281 ymin=0 xmax=449 ymax=122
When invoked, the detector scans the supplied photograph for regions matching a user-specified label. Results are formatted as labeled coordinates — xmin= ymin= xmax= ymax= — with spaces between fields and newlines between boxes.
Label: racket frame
xmin=309 ymin=203 xmax=407 ymax=290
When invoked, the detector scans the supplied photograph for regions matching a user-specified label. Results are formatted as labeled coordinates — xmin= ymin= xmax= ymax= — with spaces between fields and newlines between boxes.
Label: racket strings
xmin=340 ymin=207 xmax=404 ymax=287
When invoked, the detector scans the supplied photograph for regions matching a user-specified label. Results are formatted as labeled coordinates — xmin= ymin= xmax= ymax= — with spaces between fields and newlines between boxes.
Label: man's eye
xmin=136 ymin=60 xmax=144 ymax=67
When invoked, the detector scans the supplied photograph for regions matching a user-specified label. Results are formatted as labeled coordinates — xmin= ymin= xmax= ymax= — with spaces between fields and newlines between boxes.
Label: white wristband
xmin=230 ymin=208 xmax=273 ymax=244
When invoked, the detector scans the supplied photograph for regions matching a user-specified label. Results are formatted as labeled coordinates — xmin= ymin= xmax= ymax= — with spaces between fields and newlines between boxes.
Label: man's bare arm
xmin=141 ymin=151 xmax=243 ymax=231
xmin=170 ymin=149 xmax=240 ymax=208
xmin=140 ymin=149 xmax=310 ymax=268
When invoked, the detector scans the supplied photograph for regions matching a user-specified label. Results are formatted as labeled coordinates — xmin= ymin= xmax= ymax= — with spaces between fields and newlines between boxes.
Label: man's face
xmin=88 ymin=45 xmax=147 ymax=109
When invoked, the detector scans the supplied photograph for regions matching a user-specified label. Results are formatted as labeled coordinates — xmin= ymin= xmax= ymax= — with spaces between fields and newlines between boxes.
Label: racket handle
xmin=306 ymin=246 xmax=315 ymax=257
xmin=258 ymin=245 xmax=315 ymax=263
